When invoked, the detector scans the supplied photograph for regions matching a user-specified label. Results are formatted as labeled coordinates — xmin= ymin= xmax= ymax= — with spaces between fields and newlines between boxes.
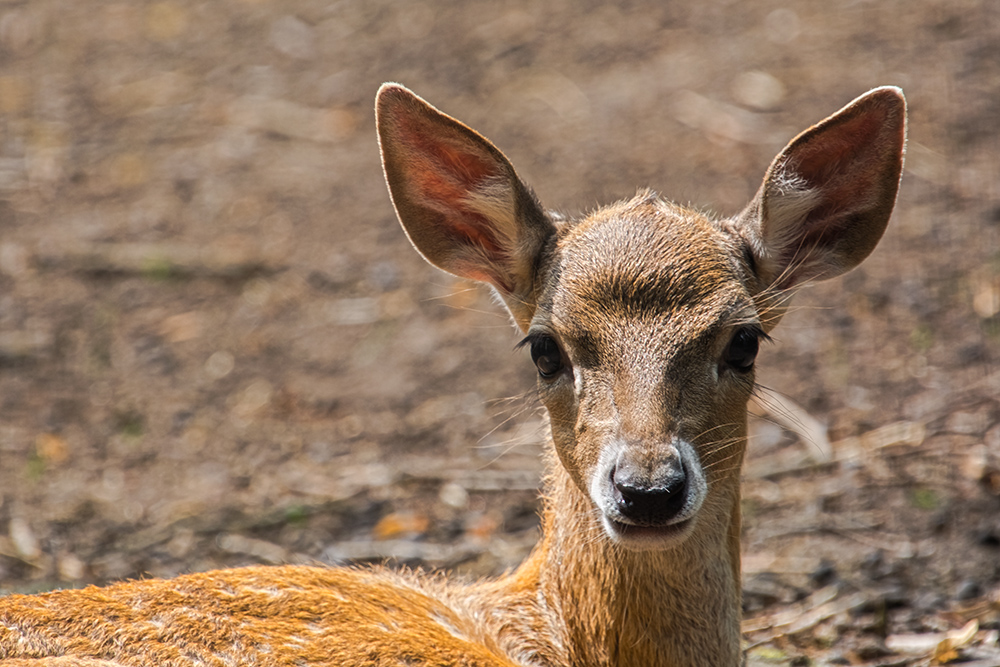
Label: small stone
xmin=204 ymin=350 xmax=235 ymax=379
xmin=954 ymin=579 xmax=981 ymax=601
xmin=764 ymin=8 xmax=800 ymax=44
xmin=439 ymin=482 xmax=469 ymax=509
xmin=732 ymin=71 xmax=785 ymax=111
xmin=327 ymin=297 xmax=380 ymax=326
xmin=269 ymin=15 xmax=316 ymax=60
xmin=9 ymin=517 xmax=41 ymax=560
xmin=166 ymin=529 xmax=196 ymax=559
xmin=235 ymin=379 xmax=273 ymax=415
xmin=57 ymin=553 xmax=86 ymax=581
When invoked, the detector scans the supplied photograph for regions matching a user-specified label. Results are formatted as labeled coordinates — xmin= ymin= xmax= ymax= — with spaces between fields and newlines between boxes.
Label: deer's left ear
xmin=738 ymin=87 xmax=907 ymax=297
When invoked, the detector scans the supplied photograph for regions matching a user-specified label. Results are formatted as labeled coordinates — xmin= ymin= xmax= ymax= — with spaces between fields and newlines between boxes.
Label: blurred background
xmin=1 ymin=0 xmax=998 ymax=663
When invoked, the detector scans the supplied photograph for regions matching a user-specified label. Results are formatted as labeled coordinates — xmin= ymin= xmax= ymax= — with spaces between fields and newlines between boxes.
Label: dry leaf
xmin=887 ymin=632 xmax=945 ymax=653
xmin=35 ymin=432 xmax=68 ymax=464
xmin=373 ymin=512 xmax=429 ymax=540
xmin=933 ymin=619 xmax=978 ymax=664
xmin=465 ymin=513 xmax=499 ymax=541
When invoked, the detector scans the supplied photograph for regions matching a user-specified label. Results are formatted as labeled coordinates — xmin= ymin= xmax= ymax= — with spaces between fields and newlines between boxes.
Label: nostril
xmin=611 ymin=466 xmax=689 ymax=526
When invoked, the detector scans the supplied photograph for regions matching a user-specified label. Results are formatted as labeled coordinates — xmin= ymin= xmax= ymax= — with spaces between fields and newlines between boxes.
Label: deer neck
xmin=517 ymin=455 xmax=744 ymax=667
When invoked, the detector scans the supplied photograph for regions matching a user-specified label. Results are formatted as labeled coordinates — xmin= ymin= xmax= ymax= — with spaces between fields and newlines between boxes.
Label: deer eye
xmin=723 ymin=327 xmax=763 ymax=373
xmin=524 ymin=334 xmax=564 ymax=379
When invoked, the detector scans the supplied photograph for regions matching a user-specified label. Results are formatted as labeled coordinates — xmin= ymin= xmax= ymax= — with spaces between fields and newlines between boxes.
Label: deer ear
xmin=376 ymin=83 xmax=554 ymax=329
xmin=740 ymin=87 xmax=907 ymax=295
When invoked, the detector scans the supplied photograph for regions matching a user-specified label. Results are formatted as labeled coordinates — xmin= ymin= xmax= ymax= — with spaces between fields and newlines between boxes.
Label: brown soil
xmin=1 ymin=1 xmax=999 ymax=664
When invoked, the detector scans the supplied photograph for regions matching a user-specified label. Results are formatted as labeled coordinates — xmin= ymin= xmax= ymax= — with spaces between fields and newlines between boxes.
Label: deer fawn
xmin=0 ymin=84 xmax=905 ymax=666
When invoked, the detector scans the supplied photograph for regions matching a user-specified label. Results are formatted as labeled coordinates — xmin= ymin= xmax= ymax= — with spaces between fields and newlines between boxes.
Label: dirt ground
xmin=1 ymin=0 xmax=999 ymax=664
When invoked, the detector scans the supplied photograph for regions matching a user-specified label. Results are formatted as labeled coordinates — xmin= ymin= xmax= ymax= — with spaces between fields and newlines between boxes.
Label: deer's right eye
xmin=527 ymin=335 xmax=564 ymax=378
xmin=722 ymin=327 xmax=766 ymax=373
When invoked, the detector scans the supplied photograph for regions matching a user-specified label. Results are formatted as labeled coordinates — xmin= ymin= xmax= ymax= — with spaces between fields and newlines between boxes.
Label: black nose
xmin=611 ymin=464 xmax=688 ymax=526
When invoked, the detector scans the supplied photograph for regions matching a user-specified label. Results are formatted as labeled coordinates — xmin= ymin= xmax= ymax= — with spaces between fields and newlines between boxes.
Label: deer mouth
xmin=604 ymin=514 xmax=696 ymax=547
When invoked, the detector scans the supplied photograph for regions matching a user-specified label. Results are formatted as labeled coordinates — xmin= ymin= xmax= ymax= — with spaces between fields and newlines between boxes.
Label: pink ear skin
xmin=742 ymin=86 xmax=907 ymax=293
xmin=376 ymin=84 xmax=554 ymax=324
xmin=383 ymin=101 xmax=508 ymax=275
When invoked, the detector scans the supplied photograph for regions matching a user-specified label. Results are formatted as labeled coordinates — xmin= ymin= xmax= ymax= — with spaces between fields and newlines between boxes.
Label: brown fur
xmin=0 ymin=84 xmax=906 ymax=667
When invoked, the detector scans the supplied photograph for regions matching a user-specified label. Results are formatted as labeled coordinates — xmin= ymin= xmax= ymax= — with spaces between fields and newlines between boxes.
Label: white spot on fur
xmin=242 ymin=585 xmax=284 ymax=598
xmin=431 ymin=611 xmax=468 ymax=641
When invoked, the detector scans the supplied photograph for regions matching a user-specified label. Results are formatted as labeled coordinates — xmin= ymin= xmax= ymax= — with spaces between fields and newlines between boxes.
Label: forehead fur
xmin=550 ymin=193 xmax=747 ymax=326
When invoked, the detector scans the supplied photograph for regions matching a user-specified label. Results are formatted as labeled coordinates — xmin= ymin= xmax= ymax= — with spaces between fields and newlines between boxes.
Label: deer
xmin=0 ymin=83 xmax=906 ymax=667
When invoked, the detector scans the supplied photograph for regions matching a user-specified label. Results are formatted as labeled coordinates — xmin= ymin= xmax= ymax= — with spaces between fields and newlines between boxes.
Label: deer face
xmin=525 ymin=196 xmax=761 ymax=550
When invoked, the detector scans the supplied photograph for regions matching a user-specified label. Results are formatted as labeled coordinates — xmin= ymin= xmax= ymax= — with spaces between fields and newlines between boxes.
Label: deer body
xmin=0 ymin=84 xmax=906 ymax=667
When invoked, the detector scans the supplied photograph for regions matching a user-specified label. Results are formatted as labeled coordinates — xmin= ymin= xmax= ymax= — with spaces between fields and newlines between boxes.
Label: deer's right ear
xmin=376 ymin=83 xmax=555 ymax=329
